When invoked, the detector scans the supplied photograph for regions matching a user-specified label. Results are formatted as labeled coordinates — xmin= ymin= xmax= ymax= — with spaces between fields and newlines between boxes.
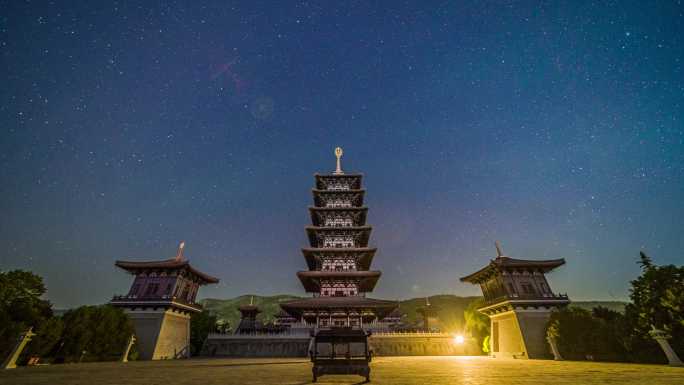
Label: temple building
xmin=416 ymin=298 xmax=440 ymax=331
xmin=460 ymin=242 xmax=569 ymax=359
xmin=235 ymin=297 xmax=262 ymax=334
xmin=280 ymin=148 xmax=397 ymax=328
xmin=111 ymin=242 xmax=218 ymax=360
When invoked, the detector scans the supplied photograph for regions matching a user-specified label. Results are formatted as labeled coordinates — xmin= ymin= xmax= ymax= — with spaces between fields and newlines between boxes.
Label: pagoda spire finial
xmin=175 ymin=241 xmax=185 ymax=261
xmin=334 ymin=147 xmax=344 ymax=175
xmin=495 ymin=241 xmax=504 ymax=258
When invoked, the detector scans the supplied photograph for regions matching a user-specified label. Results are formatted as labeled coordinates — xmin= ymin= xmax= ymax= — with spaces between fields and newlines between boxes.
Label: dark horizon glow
xmin=1 ymin=1 xmax=683 ymax=308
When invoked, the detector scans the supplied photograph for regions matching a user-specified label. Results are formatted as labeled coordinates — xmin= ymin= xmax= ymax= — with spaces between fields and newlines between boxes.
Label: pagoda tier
xmin=308 ymin=206 xmax=368 ymax=227
xmin=315 ymin=173 xmax=363 ymax=190
xmin=312 ymin=189 xmax=365 ymax=207
xmin=306 ymin=226 xmax=372 ymax=248
xmin=296 ymin=270 xmax=381 ymax=293
xmin=302 ymin=247 xmax=377 ymax=271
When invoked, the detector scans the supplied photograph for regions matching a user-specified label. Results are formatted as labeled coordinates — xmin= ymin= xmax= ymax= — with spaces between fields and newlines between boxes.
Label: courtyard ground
xmin=1 ymin=356 xmax=682 ymax=385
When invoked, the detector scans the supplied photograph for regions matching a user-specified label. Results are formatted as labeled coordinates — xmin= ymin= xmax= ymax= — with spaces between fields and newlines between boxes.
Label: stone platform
xmin=2 ymin=356 xmax=681 ymax=385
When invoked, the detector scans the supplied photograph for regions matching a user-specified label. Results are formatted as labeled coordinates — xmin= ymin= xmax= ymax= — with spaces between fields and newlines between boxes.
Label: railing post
xmin=121 ymin=334 xmax=136 ymax=362
xmin=2 ymin=327 xmax=36 ymax=369
xmin=650 ymin=327 xmax=683 ymax=367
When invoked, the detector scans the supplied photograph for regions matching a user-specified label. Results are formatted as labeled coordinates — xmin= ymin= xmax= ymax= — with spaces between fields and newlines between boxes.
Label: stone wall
xmin=202 ymin=335 xmax=310 ymax=357
xmin=126 ymin=309 xmax=190 ymax=360
xmin=516 ymin=309 xmax=554 ymax=359
xmin=371 ymin=333 xmax=478 ymax=356
xmin=202 ymin=332 xmax=480 ymax=357
xmin=489 ymin=309 xmax=553 ymax=359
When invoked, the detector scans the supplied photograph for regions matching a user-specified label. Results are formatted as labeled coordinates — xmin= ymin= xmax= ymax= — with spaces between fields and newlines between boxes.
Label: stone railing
xmin=207 ymin=329 xmax=312 ymax=339
xmin=111 ymin=294 xmax=202 ymax=310
xmin=371 ymin=331 xmax=453 ymax=337
xmin=482 ymin=292 xmax=569 ymax=307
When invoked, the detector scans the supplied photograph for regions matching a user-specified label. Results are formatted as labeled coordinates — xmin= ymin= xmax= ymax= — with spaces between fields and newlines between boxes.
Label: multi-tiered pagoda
xmin=281 ymin=148 xmax=397 ymax=328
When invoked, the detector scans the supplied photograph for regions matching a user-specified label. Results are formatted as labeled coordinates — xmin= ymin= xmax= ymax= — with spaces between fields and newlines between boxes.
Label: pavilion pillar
xmin=547 ymin=335 xmax=563 ymax=361
xmin=2 ymin=327 xmax=35 ymax=369
xmin=120 ymin=334 xmax=136 ymax=362
xmin=650 ymin=327 xmax=683 ymax=367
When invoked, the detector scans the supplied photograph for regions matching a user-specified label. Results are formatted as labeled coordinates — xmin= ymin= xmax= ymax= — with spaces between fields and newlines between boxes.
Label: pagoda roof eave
xmin=114 ymin=259 xmax=219 ymax=284
xmin=302 ymin=247 xmax=377 ymax=254
xmin=308 ymin=206 xmax=368 ymax=212
xmin=460 ymin=257 xmax=566 ymax=283
xmin=305 ymin=225 xmax=372 ymax=231
xmin=280 ymin=296 xmax=397 ymax=319
xmin=314 ymin=173 xmax=363 ymax=178
xmin=312 ymin=188 xmax=365 ymax=193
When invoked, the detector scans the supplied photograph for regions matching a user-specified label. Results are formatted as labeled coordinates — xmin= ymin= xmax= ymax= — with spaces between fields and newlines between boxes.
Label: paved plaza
xmin=1 ymin=356 xmax=682 ymax=385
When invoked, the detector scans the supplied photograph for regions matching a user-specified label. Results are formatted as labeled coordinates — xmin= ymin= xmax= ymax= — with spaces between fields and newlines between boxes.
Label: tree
xmin=629 ymin=252 xmax=684 ymax=332
xmin=622 ymin=251 xmax=684 ymax=362
xmin=21 ymin=316 xmax=64 ymax=363
xmin=190 ymin=311 xmax=217 ymax=355
xmin=547 ymin=306 xmax=629 ymax=361
xmin=56 ymin=305 xmax=135 ymax=362
xmin=463 ymin=298 xmax=490 ymax=354
xmin=0 ymin=270 xmax=53 ymax=359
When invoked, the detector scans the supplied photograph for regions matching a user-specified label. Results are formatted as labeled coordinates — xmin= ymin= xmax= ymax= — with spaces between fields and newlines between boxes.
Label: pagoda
xmin=416 ymin=298 xmax=440 ymax=331
xmin=111 ymin=242 xmax=219 ymax=360
xmin=235 ymin=297 xmax=261 ymax=334
xmin=281 ymin=148 xmax=397 ymax=328
xmin=460 ymin=242 xmax=570 ymax=359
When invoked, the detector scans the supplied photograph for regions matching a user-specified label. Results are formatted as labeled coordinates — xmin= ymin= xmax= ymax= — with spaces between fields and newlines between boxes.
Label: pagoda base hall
xmin=279 ymin=296 xmax=398 ymax=329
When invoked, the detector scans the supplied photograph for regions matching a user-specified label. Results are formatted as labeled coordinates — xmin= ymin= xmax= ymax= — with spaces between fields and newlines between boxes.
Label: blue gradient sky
xmin=1 ymin=1 xmax=683 ymax=308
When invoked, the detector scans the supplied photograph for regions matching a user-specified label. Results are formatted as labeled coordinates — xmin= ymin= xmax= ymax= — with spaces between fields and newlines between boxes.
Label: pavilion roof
xmin=114 ymin=258 xmax=219 ymax=284
xmin=238 ymin=304 xmax=261 ymax=313
xmin=459 ymin=256 xmax=566 ymax=284
xmin=296 ymin=270 xmax=381 ymax=292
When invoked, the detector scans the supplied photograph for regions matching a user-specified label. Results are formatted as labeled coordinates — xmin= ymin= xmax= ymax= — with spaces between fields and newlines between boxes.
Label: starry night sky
xmin=2 ymin=1 xmax=683 ymax=308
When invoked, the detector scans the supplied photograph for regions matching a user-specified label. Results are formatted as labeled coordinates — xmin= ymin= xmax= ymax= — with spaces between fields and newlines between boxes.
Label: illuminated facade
xmin=460 ymin=242 xmax=570 ymax=359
